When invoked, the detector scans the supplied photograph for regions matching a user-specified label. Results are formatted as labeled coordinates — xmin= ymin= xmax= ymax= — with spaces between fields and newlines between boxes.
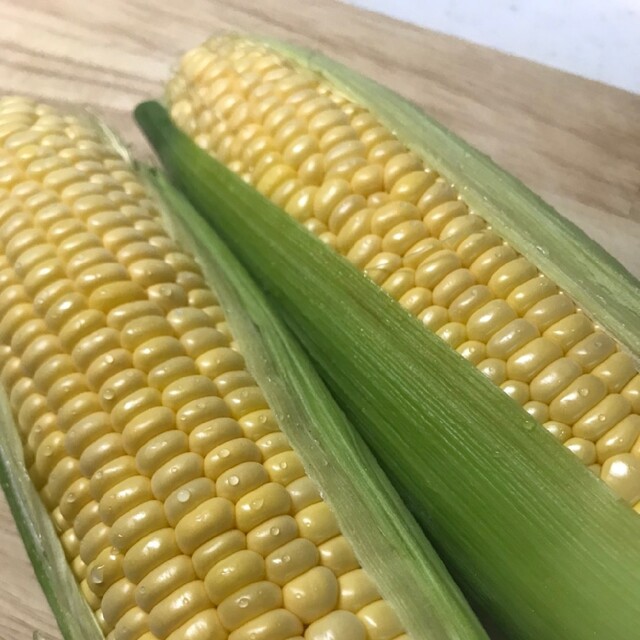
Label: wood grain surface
xmin=1 ymin=0 xmax=639 ymax=637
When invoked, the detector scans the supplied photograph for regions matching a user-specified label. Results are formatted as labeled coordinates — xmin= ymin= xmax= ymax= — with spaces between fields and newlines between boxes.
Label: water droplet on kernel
xmin=598 ymin=414 xmax=606 ymax=422
xmin=90 ymin=565 xmax=104 ymax=585
xmin=279 ymin=461 xmax=288 ymax=470
xmin=579 ymin=388 xmax=589 ymax=397
xmin=259 ymin=414 xmax=267 ymax=424
xmin=169 ymin=466 xmax=178 ymax=474
xmin=282 ymin=554 xmax=291 ymax=563
xmin=228 ymin=475 xmax=240 ymax=487
xmin=237 ymin=596 xmax=250 ymax=609
xmin=251 ymin=498 xmax=264 ymax=510
xmin=104 ymin=354 xmax=114 ymax=364
xmin=176 ymin=489 xmax=191 ymax=503
xmin=102 ymin=387 xmax=115 ymax=400
xmin=270 ymin=526 xmax=280 ymax=536
xmin=219 ymin=448 xmax=230 ymax=458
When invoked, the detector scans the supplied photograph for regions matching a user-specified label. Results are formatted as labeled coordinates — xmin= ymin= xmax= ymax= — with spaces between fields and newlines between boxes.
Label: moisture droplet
xmin=221 ymin=567 xmax=232 ymax=576
xmin=139 ymin=585 xmax=146 ymax=594
xmin=598 ymin=414 xmax=606 ymax=422
xmin=251 ymin=498 xmax=264 ymax=510
xmin=228 ymin=475 xmax=240 ymax=487
xmin=102 ymin=387 xmax=115 ymax=400
xmin=161 ymin=285 xmax=173 ymax=297
xmin=219 ymin=448 xmax=230 ymax=458
xmin=237 ymin=596 xmax=250 ymax=609
xmin=104 ymin=354 xmax=115 ymax=364
xmin=43 ymin=445 xmax=52 ymax=457
xmin=90 ymin=565 xmax=104 ymax=585
xmin=169 ymin=466 xmax=178 ymax=474
xmin=196 ymin=402 xmax=205 ymax=410
xmin=578 ymin=388 xmax=590 ymax=397
xmin=270 ymin=526 xmax=280 ymax=537
xmin=259 ymin=414 xmax=267 ymax=424
xmin=282 ymin=554 xmax=291 ymax=564
xmin=279 ymin=461 xmax=288 ymax=470
xmin=176 ymin=489 xmax=191 ymax=503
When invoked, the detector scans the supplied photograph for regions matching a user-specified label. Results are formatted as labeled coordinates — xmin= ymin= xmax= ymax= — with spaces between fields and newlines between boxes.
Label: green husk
xmin=145 ymin=167 xmax=488 ymax=640
xmin=136 ymin=99 xmax=640 ymax=640
xmin=260 ymin=36 xmax=640 ymax=363
xmin=0 ymin=392 xmax=103 ymax=640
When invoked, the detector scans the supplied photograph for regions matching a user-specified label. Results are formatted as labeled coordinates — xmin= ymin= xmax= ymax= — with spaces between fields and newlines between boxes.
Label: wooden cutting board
xmin=1 ymin=0 xmax=639 ymax=637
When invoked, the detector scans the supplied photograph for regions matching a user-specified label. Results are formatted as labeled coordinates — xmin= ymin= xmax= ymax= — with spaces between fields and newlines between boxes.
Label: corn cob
xmin=0 ymin=96 xmax=419 ymax=640
xmin=136 ymin=35 xmax=640 ymax=640
xmin=165 ymin=35 xmax=640 ymax=505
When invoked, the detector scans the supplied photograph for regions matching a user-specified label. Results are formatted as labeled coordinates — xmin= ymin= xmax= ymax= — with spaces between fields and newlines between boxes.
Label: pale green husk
xmin=0 ymin=391 xmax=103 ymax=640
xmin=136 ymin=97 xmax=640 ymax=640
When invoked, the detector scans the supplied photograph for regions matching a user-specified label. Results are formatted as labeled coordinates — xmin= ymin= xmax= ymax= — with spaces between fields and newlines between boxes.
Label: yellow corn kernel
xmin=600 ymin=454 xmax=640 ymax=504
xmin=305 ymin=610 xmax=366 ymax=640
xmin=596 ymin=415 xmax=640 ymax=464
xmin=564 ymin=437 xmax=597 ymax=466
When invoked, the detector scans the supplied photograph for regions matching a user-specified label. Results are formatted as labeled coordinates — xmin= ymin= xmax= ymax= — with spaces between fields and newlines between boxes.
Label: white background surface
xmin=345 ymin=0 xmax=640 ymax=94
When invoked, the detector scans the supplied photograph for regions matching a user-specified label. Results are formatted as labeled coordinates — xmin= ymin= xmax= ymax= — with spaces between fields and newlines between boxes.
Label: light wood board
xmin=0 ymin=0 xmax=638 ymax=637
